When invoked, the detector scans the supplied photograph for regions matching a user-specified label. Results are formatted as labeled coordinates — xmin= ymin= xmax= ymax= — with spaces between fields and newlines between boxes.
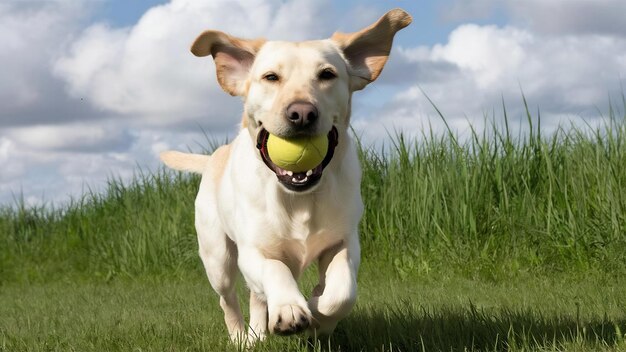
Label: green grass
xmin=358 ymin=104 xmax=626 ymax=278
xmin=2 ymin=101 xmax=626 ymax=351
xmin=2 ymin=271 xmax=625 ymax=351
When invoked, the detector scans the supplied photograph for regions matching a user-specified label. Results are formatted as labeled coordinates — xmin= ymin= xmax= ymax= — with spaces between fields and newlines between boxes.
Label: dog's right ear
xmin=191 ymin=31 xmax=265 ymax=96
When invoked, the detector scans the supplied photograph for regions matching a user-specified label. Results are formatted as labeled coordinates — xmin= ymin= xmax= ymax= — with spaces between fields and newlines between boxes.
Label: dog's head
xmin=191 ymin=9 xmax=411 ymax=191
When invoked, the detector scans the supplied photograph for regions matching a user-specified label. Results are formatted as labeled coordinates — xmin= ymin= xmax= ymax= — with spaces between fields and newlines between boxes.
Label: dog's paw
xmin=269 ymin=304 xmax=311 ymax=335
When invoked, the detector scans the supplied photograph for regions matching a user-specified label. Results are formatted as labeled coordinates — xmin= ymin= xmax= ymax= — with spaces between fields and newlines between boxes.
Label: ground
xmin=2 ymin=265 xmax=625 ymax=351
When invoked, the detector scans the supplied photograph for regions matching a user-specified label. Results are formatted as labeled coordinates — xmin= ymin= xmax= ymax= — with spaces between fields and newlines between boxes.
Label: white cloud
xmin=53 ymin=0 xmax=341 ymax=128
xmin=2 ymin=0 xmax=356 ymax=206
xmin=0 ymin=137 xmax=25 ymax=182
xmin=0 ymin=1 xmax=102 ymax=127
xmin=430 ymin=25 xmax=531 ymax=89
xmin=6 ymin=122 xmax=131 ymax=152
xmin=3 ymin=0 xmax=626 ymax=207
xmin=443 ymin=0 xmax=626 ymax=36
xmin=353 ymin=22 xmax=626 ymax=143
xmin=508 ymin=0 xmax=626 ymax=36
xmin=0 ymin=123 xmax=219 ymax=205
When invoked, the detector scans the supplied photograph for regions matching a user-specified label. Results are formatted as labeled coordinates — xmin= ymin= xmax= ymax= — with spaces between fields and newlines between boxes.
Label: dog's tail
xmin=160 ymin=151 xmax=210 ymax=174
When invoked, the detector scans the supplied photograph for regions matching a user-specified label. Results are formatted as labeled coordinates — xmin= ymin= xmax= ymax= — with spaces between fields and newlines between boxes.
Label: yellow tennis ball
xmin=266 ymin=133 xmax=328 ymax=172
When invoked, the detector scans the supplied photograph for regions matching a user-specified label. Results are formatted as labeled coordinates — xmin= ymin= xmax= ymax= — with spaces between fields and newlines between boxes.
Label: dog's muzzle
xmin=256 ymin=126 xmax=339 ymax=192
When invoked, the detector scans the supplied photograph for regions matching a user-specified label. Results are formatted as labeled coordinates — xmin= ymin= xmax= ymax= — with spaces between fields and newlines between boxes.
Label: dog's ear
xmin=331 ymin=9 xmax=412 ymax=91
xmin=191 ymin=31 xmax=265 ymax=96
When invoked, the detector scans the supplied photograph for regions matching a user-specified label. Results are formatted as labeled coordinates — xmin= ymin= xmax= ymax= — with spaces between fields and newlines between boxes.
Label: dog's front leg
xmin=238 ymin=247 xmax=312 ymax=336
xmin=308 ymin=236 xmax=361 ymax=335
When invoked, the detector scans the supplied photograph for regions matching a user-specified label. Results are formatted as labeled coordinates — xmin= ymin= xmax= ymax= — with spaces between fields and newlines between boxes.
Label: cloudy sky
xmin=1 ymin=0 xmax=625 ymax=206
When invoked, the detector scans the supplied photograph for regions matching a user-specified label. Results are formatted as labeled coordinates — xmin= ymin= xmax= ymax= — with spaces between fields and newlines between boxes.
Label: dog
xmin=160 ymin=8 xmax=411 ymax=342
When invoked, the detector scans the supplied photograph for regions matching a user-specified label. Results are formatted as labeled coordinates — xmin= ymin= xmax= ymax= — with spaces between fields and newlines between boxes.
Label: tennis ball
xmin=266 ymin=133 xmax=328 ymax=172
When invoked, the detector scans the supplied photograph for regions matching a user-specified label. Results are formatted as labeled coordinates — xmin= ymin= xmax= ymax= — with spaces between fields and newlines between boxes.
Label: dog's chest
xmin=286 ymin=205 xmax=316 ymax=240
xmin=259 ymin=194 xmax=345 ymax=267
xmin=272 ymin=191 xmax=344 ymax=240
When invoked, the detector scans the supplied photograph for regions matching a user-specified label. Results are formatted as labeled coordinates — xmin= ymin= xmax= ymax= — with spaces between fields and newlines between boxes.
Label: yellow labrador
xmin=161 ymin=9 xmax=411 ymax=342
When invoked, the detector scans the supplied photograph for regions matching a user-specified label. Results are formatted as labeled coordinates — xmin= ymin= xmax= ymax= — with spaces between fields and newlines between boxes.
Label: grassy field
xmin=2 ymin=104 xmax=626 ymax=351
xmin=2 ymin=271 xmax=626 ymax=351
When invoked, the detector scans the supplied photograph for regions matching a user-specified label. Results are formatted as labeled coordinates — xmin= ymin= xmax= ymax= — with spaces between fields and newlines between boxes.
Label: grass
xmin=2 ymin=270 xmax=626 ymax=351
xmin=358 ymin=104 xmax=626 ymax=278
xmin=1 ymin=100 xmax=626 ymax=351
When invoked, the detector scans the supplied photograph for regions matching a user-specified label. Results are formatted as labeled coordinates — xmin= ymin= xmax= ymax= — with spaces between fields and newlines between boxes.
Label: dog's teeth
xmin=291 ymin=176 xmax=309 ymax=184
xmin=306 ymin=170 xmax=313 ymax=176
xmin=287 ymin=171 xmax=293 ymax=176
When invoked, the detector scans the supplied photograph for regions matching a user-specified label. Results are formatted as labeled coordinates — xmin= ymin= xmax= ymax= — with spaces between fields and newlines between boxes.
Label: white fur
xmin=160 ymin=8 xmax=411 ymax=343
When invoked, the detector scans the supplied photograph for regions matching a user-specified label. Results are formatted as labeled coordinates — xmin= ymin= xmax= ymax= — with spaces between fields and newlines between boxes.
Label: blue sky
xmin=1 ymin=0 xmax=625 ymax=206
xmin=95 ymin=0 xmax=508 ymax=46
xmin=95 ymin=0 xmax=168 ymax=26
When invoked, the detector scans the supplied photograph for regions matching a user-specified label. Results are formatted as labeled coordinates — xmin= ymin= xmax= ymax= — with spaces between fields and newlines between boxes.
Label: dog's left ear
xmin=332 ymin=8 xmax=412 ymax=91
xmin=191 ymin=31 xmax=265 ymax=96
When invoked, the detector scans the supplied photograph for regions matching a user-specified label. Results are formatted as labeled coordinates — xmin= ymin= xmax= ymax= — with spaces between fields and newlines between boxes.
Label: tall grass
xmin=359 ymin=102 xmax=626 ymax=278
xmin=1 ymin=102 xmax=625 ymax=283
xmin=0 ymin=172 xmax=201 ymax=283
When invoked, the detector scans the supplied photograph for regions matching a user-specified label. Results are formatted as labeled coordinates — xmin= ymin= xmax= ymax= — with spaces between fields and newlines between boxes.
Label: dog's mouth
xmin=256 ymin=126 xmax=339 ymax=192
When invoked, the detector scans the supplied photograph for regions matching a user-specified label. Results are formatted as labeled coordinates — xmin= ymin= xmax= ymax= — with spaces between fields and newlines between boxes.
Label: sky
xmin=1 ymin=0 xmax=625 ymax=206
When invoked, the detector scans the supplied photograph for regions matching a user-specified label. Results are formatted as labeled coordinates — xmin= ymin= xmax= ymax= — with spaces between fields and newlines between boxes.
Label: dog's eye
xmin=318 ymin=69 xmax=336 ymax=81
xmin=263 ymin=73 xmax=279 ymax=82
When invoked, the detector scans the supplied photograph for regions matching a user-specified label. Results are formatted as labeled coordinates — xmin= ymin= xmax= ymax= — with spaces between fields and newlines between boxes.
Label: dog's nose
xmin=286 ymin=102 xmax=318 ymax=127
